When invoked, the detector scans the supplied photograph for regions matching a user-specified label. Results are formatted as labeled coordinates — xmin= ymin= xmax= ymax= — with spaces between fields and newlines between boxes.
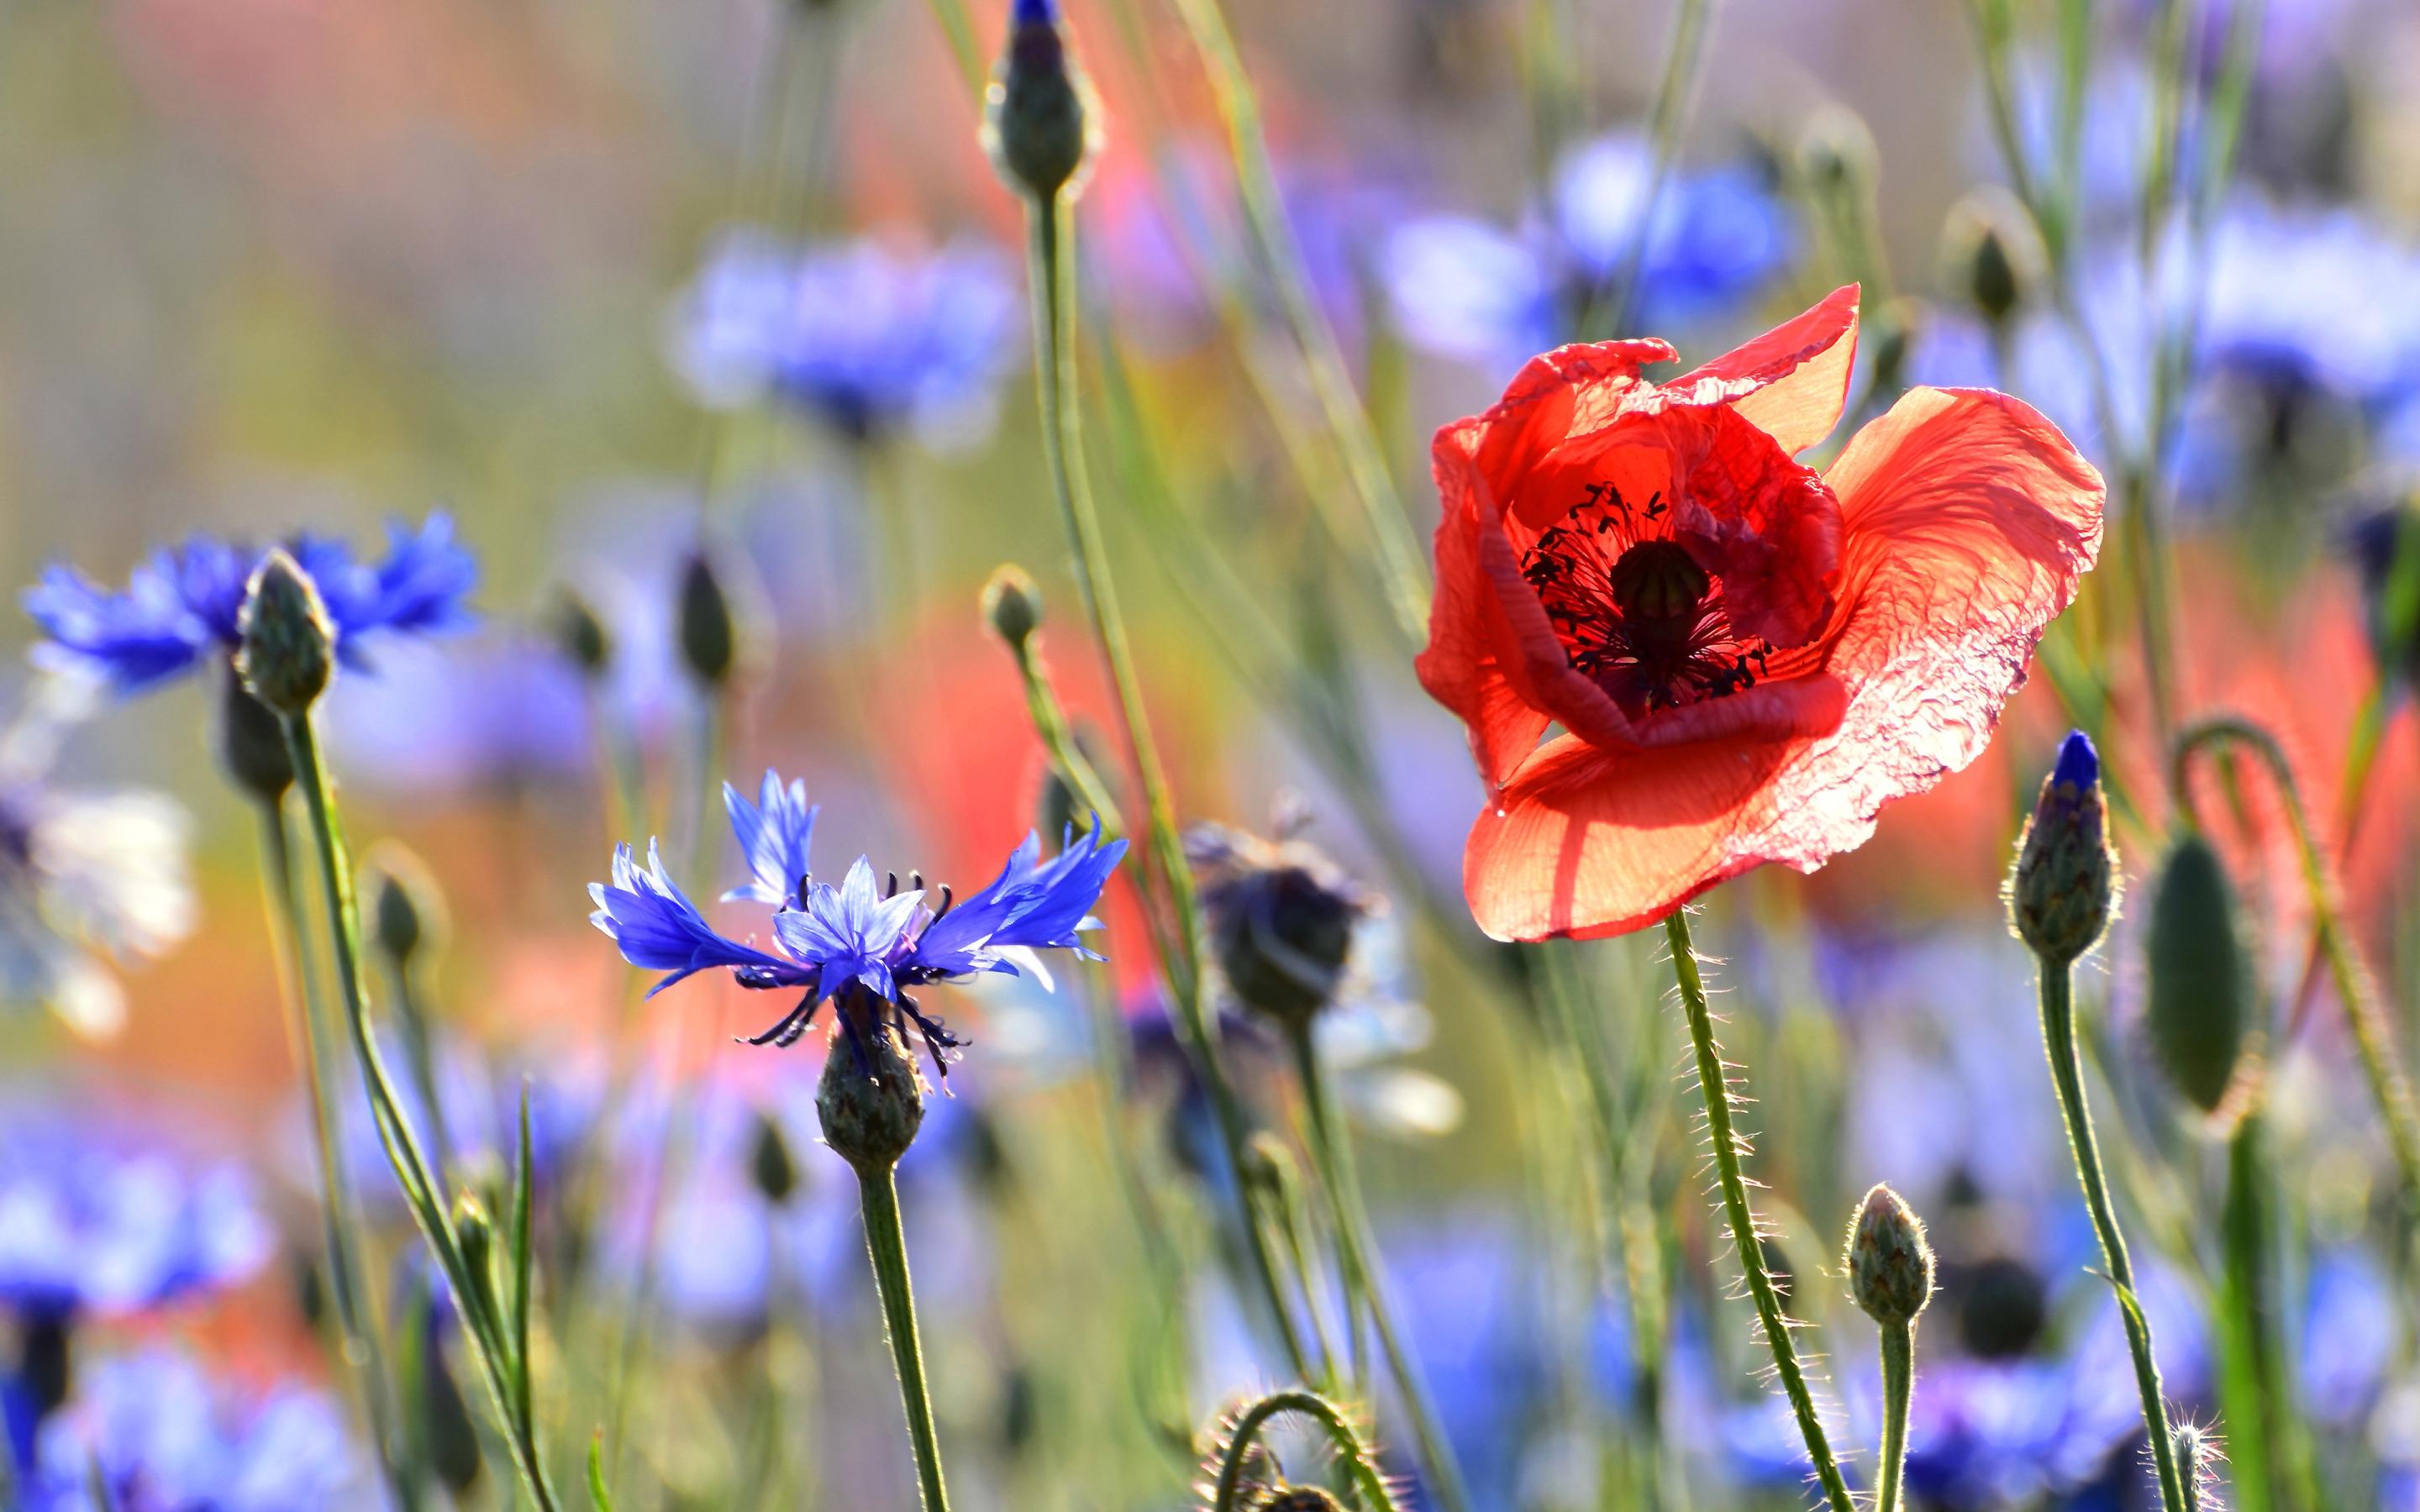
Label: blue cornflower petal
xmin=365 ymin=513 xmax=479 ymax=637
xmin=21 ymin=561 xmax=210 ymax=693
xmin=773 ymin=858 xmax=924 ymax=1005
xmin=588 ymin=840 xmax=802 ymax=995
xmin=910 ymin=822 xmax=1127 ymax=979
xmin=723 ymin=769 xmax=818 ymax=906
xmin=2053 ymin=729 xmax=2099 ymax=791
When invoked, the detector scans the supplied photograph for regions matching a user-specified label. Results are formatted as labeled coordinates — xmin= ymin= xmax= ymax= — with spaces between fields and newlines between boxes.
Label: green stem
xmin=855 ymin=1167 xmax=951 ymax=1512
xmin=389 ymin=960 xmax=452 ymax=1199
xmin=1599 ymin=0 xmax=1715 ymax=338
xmin=1877 ymin=1321 xmax=1913 ymax=1512
xmin=2173 ymin=718 xmax=2420 ymax=1212
xmin=2036 ymin=961 xmax=2188 ymax=1512
xmin=280 ymin=711 xmax=561 ymax=1512
xmin=1025 ymin=190 xmax=1312 ymax=1378
xmin=255 ymin=806 xmax=417 ymax=1511
xmin=1283 ymin=1021 xmax=1474 ymax=1512
xmin=1207 ymin=1389 xmax=1400 ymax=1512
xmin=1661 ymin=910 xmax=1854 ymax=1512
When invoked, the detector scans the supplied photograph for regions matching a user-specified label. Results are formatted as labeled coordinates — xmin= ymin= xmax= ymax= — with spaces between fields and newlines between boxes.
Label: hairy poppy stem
xmin=1661 ymin=909 xmax=1854 ymax=1512
xmin=1283 ymin=1021 xmax=1475 ymax=1512
xmin=1876 ymin=1320 xmax=1913 ymax=1512
xmin=280 ymin=711 xmax=562 ymax=1512
xmin=1207 ymin=1389 xmax=1400 ymax=1512
xmin=2034 ymin=958 xmax=2190 ymax=1512
xmin=1022 ymin=190 xmax=1315 ymax=1378
xmin=855 ymin=1166 xmax=952 ymax=1512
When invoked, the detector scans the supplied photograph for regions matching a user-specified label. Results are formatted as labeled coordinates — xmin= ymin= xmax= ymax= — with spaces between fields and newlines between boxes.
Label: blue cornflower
xmin=22 ymin=513 xmax=477 ymax=696
xmin=0 ymin=1131 xmax=271 ymax=1319
xmin=590 ymin=767 xmax=1126 ymax=1071
xmin=668 ymin=228 xmax=1020 ymax=447
xmin=1381 ymin=131 xmax=1794 ymax=377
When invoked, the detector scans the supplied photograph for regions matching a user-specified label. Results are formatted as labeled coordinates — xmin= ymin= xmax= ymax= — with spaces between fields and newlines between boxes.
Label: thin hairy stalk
xmin=1662 ymin=910 xmax=1854 ymax=1512
xmin=1208 ymin=1389 xmax=1400 ymax=1512
xmin=1876 ymin=1321 xmax=1914 ymax=1512
xmin=1165 ymin=0 xmax=1431 ymax=643
xmin=255 ymin=807 xmax=416 ymax=1509
xmin=2173 ymin=718 xmax=2420 ymax=1210
xmin=386 ymin=957 xmax=452 ymax=1198
xmin=856 ymin=1168 xmax=951 ymax=1512
xmin=2036 ymin=963 xmax=2189 ymax=1512
xmin=280 ymin=714 xmax=561 ymax=1512
xmin=1283 ymin=1021 xmax=1474 ymax=1512
xmin=1599 ymin=0 xmax=1717 ymax=337
xmin=1027 ymin=192 xmax=1312 ymax=1376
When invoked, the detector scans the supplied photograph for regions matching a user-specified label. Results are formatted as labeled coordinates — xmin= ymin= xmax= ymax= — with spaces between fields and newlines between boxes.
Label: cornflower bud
xmin=983 ymin=0 xmax=1095 ymax=206
xmin=750 ymin=1110 xmax=799 ymax=1205
xmin=368 ymin=844 xmax=446 ymax=970
xmin=2008 ymin=730 xmax=2118 ymax=965
xmin=981 ymin=563 xmax=1043 ymax=652
xmin=2147 ymin=834 xmax=2253 ymax=1116
xmin=451 ymin=1193 xmax=496 ymax=1308
xmin=817 ymin=998 xmax=929 ymax=1175
xmin=677 ymin=551 xmax=735 ymax=688
xmin=1941 ymin=188 xmax=2043 ymax=330
xmin=236 ymin=550 xmax=335 ymax=717
xmin=217 ymin=666 xmax=294 ymax=804
xmin=1845 ymin=1184 xmax=1935 ymax=1326
xmin=1187 ymin=821 xmax=1375 ymax=1028
xmin=550 ymin=587 xmax=612 ymax=679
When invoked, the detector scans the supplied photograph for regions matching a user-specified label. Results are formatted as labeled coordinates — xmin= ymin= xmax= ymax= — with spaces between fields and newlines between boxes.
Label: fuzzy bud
xmin=367 ymin=843 xmax=446 ymax=969
xmin=1845 ymin=1184 xmax=1935 ymax=1326
xmin=216 ymin=665 xmax=294 ymax=804
xmin=750 ymin=1110 xmax=799 ymax=1205
xmin=2008 ymin=731 xmax=2118 ymax=965
xmin=677 ymin=551 xmax=735 ymax=688
xmin=236 ymin=551 xmax=335 ymax=716
xmin=817 ymin=1009 xmax=929 ymax=1174
xmin=984 ymin=0 xmax=1094 ymax=206
xmin=1259 ymin=1490 xmax=1345 ymax=1512
xmin=1187 ymin=822 xmax=1374 ymax=1027
xmin=550 ymin=588 xmax=612 ymax=679
xmin=2147 ymin=834 xmax=2253 ymax=1115
xmin=981 ymin=564 xmax=1043 ymax=652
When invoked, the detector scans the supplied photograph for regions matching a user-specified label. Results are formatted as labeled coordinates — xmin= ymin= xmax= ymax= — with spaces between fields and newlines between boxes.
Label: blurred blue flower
xmin=668 ymin=228 xmax=1020 ymax=448
xmin=25 ymin=1350 xmax=363 ymax=1511
xmin=323 ymin=632 xmax=592 ymax=798
xmin=592 ymin=769 xmax=1127 ymax=1069
xmin=22 ymin=513 xmax=476 ymax=696
xmin=1381 ymin=132 xmax=1792 ymax=376
xmin=0 ymin=1128 xmax=270 ymax=1318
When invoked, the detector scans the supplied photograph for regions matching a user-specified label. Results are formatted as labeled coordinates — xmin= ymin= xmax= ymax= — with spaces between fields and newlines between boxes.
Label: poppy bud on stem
xmin=1846 ymin=1184 xmax=1934 ymax=1512
xmin=2009 ymin=732 xmax=2191 ymax=1512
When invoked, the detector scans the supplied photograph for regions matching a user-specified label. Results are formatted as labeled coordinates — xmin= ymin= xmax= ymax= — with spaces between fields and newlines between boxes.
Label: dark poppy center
xmin=1520 ymin=491 xmax=1771 ymax=717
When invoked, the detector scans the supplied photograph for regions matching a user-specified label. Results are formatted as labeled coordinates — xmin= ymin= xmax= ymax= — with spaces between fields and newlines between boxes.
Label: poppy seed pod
xmin=2008 ymin=731 xmax=2118 ymax=965
xmin=550 ymin=588 xmax=611 ymax=679
xmin=984 ymin=0 xmax=1094 ymax=206
xmin=1845 ymin=1184 xmax=1935 ymax=1326
xmin=1187 ymin=822 xmax=1376 ymax=1027
xmin=981 ymin=563 xmax=1043 ymax=652
xmin=677 ymin=552 xmax=735 ymax=688
xmin=2147 ymin=834 xmax=2253 ymax=1115
xmin=818 ymin=1009 xmax=929 ymax=1175
xmin=217 ymin=666 xmax=294 ymax=804
xmin=235 ymin=551 xmax=335 ymax=717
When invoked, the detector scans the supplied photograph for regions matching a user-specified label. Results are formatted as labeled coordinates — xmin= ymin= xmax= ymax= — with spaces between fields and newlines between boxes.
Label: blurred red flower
xmin=1417 ymin=286 xmax=2106 ymax=939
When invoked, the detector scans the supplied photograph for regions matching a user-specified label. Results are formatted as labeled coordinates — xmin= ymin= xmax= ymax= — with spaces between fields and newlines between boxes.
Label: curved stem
xmin=281 ymin=712 xmax=561 ymax=1512
xmin=2172 ymin=717 xmax=2420 ymax=1210
xmin=1208 ymin=1389 xmax=1400 ymax=1512
xmin=1283 ymin=1021 xmax=1474 ymax=1512
xmin=1025 ymin=192 xmax=1312 ymax=1377
xmin=1876 ymin=1321 xmax=1913 ymax=1512
xmin=1661 ymin=910 xmax=1854 ymax=1512
xmin=2037 ymin=961 xmax=2188 ymax=1512
xmin=855 ymin=1167 xmax=951 ymax=1512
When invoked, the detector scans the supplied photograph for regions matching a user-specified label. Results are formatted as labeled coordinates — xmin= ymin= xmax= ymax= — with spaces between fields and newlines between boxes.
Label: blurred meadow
xmin=3 ymin=0 xmax=2420 ymax=1506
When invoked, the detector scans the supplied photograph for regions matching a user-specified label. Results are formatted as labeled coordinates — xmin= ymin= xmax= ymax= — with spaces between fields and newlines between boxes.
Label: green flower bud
xmin=1187 ymin=821 xmax=1375 ymax=1027
xmin=983 ymin=0 xmax=1096 ymax=206
xmin=1845 ymin=1183 xmax=1935 ymax=1326
xmin=550 ymin=587 xmax=611 ymax=679
xmin=236 ymin=550 xmax=335 ymax=717
xmin=216 ymin=664 xmax=294 ymax=804
xmin=981 ymin=563 xmax=1043 ymax=652
xmin=817 ymin=1002 xmax=929 ymax=1174
xmin=2147 ymin=834 xmax=2253 ymax=1116
xmin=1941 ymin=188 xmax=2043 ymax=329
xmin=750 ymin=1110 xmax=799 ymax=1205
xmin=2008 ymin=731 xmax=2118 ymax=965
xmin=366 ymin=843 xmax=445 ymax=970
xmin=677 ymin=551 xmax=735 ymax=688
xmin=451 ymin=1192 xmax=497 ymax=1313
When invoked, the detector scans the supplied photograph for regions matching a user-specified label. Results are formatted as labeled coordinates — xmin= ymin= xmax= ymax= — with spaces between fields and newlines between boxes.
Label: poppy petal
xmin=1666 ymin=283 xmax=1861 ymax=456
xmin=1462 ymin=384 xmax=2102 ymax=941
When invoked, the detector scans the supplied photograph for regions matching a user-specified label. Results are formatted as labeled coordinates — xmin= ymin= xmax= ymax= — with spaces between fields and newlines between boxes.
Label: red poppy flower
xmin=1417 ymin=286 xmax=2106 ymax=939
